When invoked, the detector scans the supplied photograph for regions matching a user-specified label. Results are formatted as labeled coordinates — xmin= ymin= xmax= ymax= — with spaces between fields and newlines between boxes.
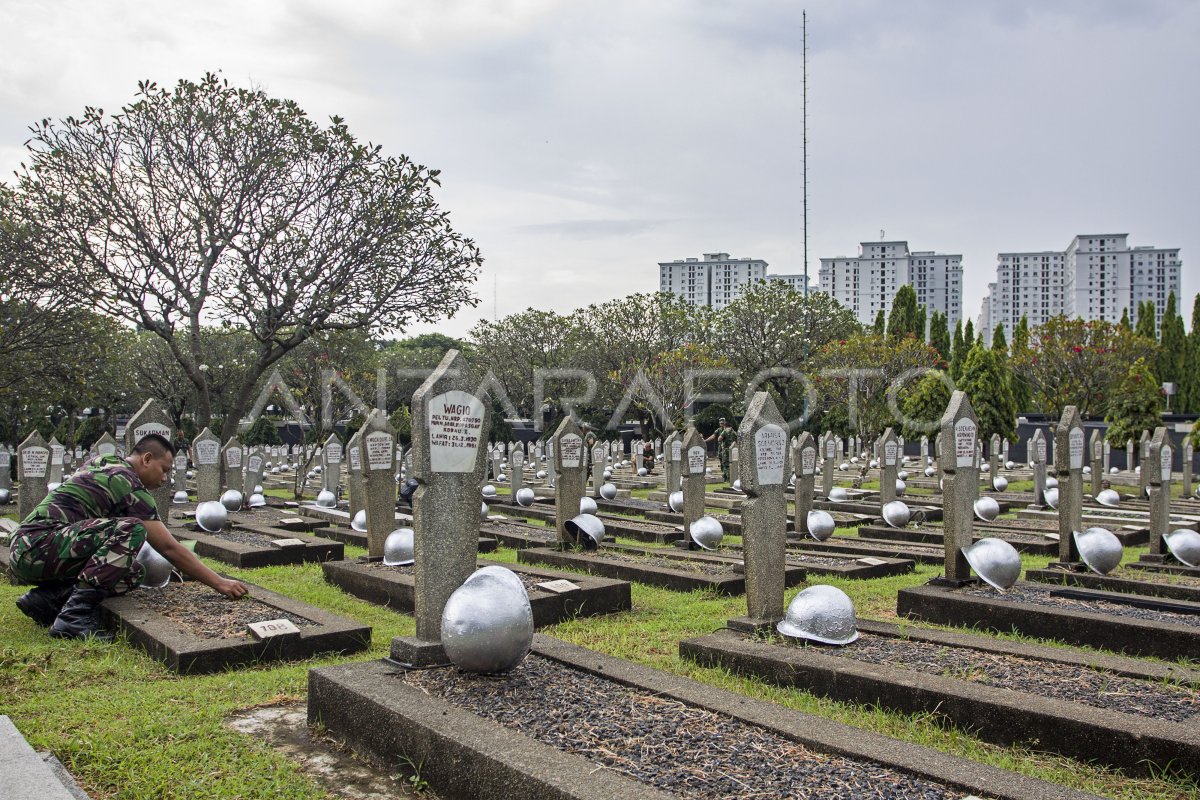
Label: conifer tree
xmin=872 ymin=309 xmax=886 ymax=336
xmin=1136 ymin=300 xmax=1157 ymax=341
xmin=963 ymin=319 xmax=975 ymax=348
xmin=929 ymin=311 xmax=951 ymax=364
xmin=1157 ymin=292 xmax=1187 ymax=407
xmin=901 ymin=371 xmax=952 ymax=440
xmin=1119 ymin=307 xmax=1131 ymax=331
xmin=1181 ymin=294 xmax=1200 ymax=413
xmin=1009 ymin=315 xmax=1032 ymax=414
xmin=991 ymin=323 xmax=1007 ymax=352
xmin=1106 ymin=357 xmax=1162 ymax=445
xmin=886 ymin=285 xmax=921 ymax=339
xmin=958 ymin=340 xmax=1016 ymax=443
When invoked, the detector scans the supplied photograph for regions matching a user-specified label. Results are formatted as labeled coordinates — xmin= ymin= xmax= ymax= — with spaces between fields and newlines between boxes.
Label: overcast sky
xmin=2 ymin=0 xmax=1196 ymax=338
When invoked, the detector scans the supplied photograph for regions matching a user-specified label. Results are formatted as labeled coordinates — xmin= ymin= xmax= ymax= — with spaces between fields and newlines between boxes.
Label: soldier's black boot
xmin=49 ymin=587 xmax=114 ymax=642
xmin=15 ymin=581 xmax=75 ymax=627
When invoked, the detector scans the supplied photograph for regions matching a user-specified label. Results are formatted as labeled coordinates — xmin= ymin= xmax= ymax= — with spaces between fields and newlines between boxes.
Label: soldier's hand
xmin=214 ymin=578 xmax=250 ymax=599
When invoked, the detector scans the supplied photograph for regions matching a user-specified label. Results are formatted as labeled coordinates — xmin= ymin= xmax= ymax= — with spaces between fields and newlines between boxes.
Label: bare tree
xmin=9 ymin=73 xmax=482 ymax=439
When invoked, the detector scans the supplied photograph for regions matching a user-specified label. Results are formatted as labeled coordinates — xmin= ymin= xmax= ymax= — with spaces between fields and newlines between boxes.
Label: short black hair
xmin=132 ymin=433 xmax=177 ymax=458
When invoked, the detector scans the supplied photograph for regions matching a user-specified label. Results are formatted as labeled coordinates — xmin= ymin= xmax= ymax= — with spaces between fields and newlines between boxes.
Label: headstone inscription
xmin=792 ymin=432 xmax=817 ymax=534
xmin=1089 ymin=430 xmax=1104 ymax=497
xmin=511 ymin=445 xmax=525 ymax=496
xmin=1030 ymin=429 xmax=1047 ymax=507
xmin=728 ymin=445 xmax=740 ymax=486
xmin=591 ymin=444 xmax=606 ymax=496
xmin=554 ymin=419 xmax=586 ymax=546
xmin=1183 ymin=440 xmax=1194 ymax=499
xmin=663 ymin=431 xmax=681 ymax=492
xmin=681 ymin=427 xmax=706 ymax=538
xmin=321 ymin=435 xmax=343 ymax=494
xmin=47 ymin=437 xmax=64 ymax=485
xmin=937 ymin=391 xmax=978 ymax=585
xmin=0 ymin=447 xmax=11 ymax=491
xmin=244 ymin=447 xmax=265 ymax=498
xmin=1053 ymin=406 xmax=1085 ymax=566
xmin=1146 ymin=427 xmax=1172 ymax=559
xmin=988 ymin=433 xmax=1001 ymax=480
xmin=362 ymin=410 xmax=398 ymax=558
xmin=17 ymin=431 xmax=50 ymax=521
xmin=821 ymin=431 xmax=836 ymax=499
xmin=731 ymin=391 xmax=789 ymax=630
xmin=125 ymin=400 xmax=174 ymax=518
xmin=391 ymin=349 xmax=490 ymax=666
xmin=1138 ymin=430 xmax=1152 ymax=496
xmin=192 ymin=428 xmax=221 ymax=502
xmin=879 ymin=428 xmax=899 ymax=504
xmin=90 ymin=432 xmax=118 ymax=460
xmin=222 ymin=437 xmax=243 ymax=493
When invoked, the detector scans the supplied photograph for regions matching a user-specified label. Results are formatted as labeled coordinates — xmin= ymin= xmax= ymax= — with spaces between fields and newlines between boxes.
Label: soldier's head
xmin=128 ymin=434 xmax=176 ymax=489
xmin=719 ymin=418 xmax=729 ymax=428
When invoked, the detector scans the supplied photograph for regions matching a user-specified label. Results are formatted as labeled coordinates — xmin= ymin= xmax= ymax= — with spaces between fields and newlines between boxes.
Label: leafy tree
xmin=1136 ymin=301 xmax=1157 ymax=341
xmin=1011 ymin=316 xmax=1157 ymax=419
xmin=1009 ymin=315 xmax=1032 ymax=414
xmin=886 ymin=285 xmax=921 ymax=340
xmin=1106 ymin=357 xmax=1161 ymax=445
xmin=950 ymin=320 xmax=965 ymax=381
xmin=928 ymin=311 xmax=951 ymax=365
xmin=10 ymin=73 xmax=482 ymax=442
xmin=242 ymin=415 xmax=281 ymax=446
xmin=1182 ymin=294 xmax=1200 ymax=413
xmin=73 ymin=416 xmax=112 ymax=450
xmin=389 ymin=405 xmax=412 ymax=447
xmin=872 ymin=309 xmax=886 ymax=336
xmin=1156 ymin=291 xmax=1187 ymax=407
xmin=1118 ymin=307 xmax=1131 ymax=332
xmin=963 ymin=319 xmax=975 ymax=349
xmin=470 ymin=308 xmax=576 ymax=421
xmin=900 ymin=371 xmax=952 ymax=440
xmin=958 ymin=341 xmax=1016 ymax=443
xmin=991 ymin=323 xmax=1007 ymax=352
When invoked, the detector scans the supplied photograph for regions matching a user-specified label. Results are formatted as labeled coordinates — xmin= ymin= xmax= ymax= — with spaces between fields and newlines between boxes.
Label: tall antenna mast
xmin=802 ymin=9 xmax=809 ymax=297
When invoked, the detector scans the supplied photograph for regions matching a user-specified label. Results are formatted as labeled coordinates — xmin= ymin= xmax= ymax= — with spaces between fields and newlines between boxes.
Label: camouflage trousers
xmin=9 ymin=518 xmax=148 ymax=594
xmin=718 ymin=448 xmax=730 ymax=481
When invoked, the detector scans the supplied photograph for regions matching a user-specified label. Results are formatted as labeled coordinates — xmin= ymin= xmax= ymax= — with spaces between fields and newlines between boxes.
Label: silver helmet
xmin=828 ymin=487 xmax=849 ymax=503
xmin=314 ymin=465 xmax=323 ymax=473
xmin=253 ymin=484 xmax=264 ymax=495
xmin=689 ymin=516 xmax=724 ymax=550
xmin=1164 ymin=529 xmax=1200 ymax=568
xmin=603 ymin=468 xmax=612 ymax=480
xmin=973 ymin=496 xmax=1001 ymax=523
xmin=247 ymin=493 xmax=267 ymax=508
xmin=442 ymin=566 xmax=533 ymax=674
xmin=839 ymin=462 xmax=849 ymax=471
xmin=496 ymin=473 xmax=506 ymax=483
xmin=923 ymin=466 xmax=936 ymax=478
xmin=991 ymin=476 xmax=1009 ymax=492
xmin=850 ymin=456 xmax=860 ymax=465
xmin=579 ymin=496 xmax=597 ymax=515
xmin=195 ymin=500 xmax=228 ymax=533
xmin=731 ymin=479 xmax=743 ymax=492
xmin=382 ymin=527 xmax=415 ymax=566
xmin=807 ymin=510 xmax=835 ymax=541
xmin=0 ymin=488 xmax=10 ymax=505
xmin=1046 ymin=476 xmax=1059 ymax=489
xmin=351 ymin=509 xmax=368 ymax=532
xmin=897 ymin=470 xmax=909 ymax=481
xmin=220 ymin=489 xmax=243 ymax=512
xmin=776 ymin=585 xmax=859 ymax=645
xmin=172 ymin=490 xmax=189 ymax=504
xmin=881 ymin=500 xmax=911 ymax=529
xmin=135 ymin=543 xmax=173 ymax=589
xmin=637 ymin=467 xmax=648 ymax=476
xmin=536 ymin=470 xmax=547 ymax=479
xmin=1044 ymin=487 xmax=1059 ymax=510
xmin=565 ymin=513 xmax=605 ymax=549
xmin=1082 ymin=466 xmax=1091 ymax=475
xmin=1005 ymin=460 xmax=1015 ymax=470
xmin=894 ymin=479 xmax=907 ymax=497
xmin=481 ymin=484 xmax=497 ymax=498
xmin=599 ymin=483 xmax=618 ymax=500
xmin=315 ymin=489 xmax=337 ymax=509
xmin=668 ymin=491 xmax=684 ymax=513
xmin=480 ymin=501 xmax=489 ymax=519
xmin=1095 ymin=489 xmax=1121 ymax=507
xmin=1074 ymin=527 xmax=1122 ymax=575
xmin=981 ymin=463 xmax=990 ymax=473
xmin=869 ymin=459 xmax=879 ymax=469
xmin=515 ymin=487 xmax=535 ymax=507
xmin=1109 ymin=466 xmax=1119 ymax=474
xmin=962 ymin=537 xmax=1022 ymax=591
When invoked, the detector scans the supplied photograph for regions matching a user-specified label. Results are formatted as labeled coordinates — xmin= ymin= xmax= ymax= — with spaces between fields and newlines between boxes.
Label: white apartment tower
xmin=978 ymin=234 xmax=1181 ymax=342
xmin=658 ymin=253 xmax=768 ymax=309
xmin=817 ymin=240 xmax=963 ymax=329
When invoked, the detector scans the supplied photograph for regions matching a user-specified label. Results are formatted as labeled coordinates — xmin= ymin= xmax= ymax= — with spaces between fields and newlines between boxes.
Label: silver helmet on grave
xmin=689 ymin=516 xmax=724 ymax=550
xmin=1164 ymin=529 xmax=1200 ymax=568
xmin=668 ymin=491 xmax=684 ymax=513
xmin=924 ymin=466 xmax=936 ymax=478
xmin=0 ymin=488 xmax=10 ymax=505
xmin=315 ymin=489 xmax=337 ymax=509
xmin=480 ymin=501 xmax=490 ymax=519
xmin=894 ymin=479 xmax=907 ymax=497
xmin=1074 ymin=528 xmax=1123 ymax=575
xmin=351 ymin=509 xmax=368 ymax=532
xmin=537 ymin=470 xmax=548 ymax=479
xmin=579 ymin=497 xmax=597 ymax=515
xmin=732 ymin=479 xmax=743 ymax=492
xmin=1095 ymin=489 xmax=1121 ymax=507
xmin=807 ymin=510 xmax=835 ymax=541
xmin=247 ymin=493 xmax=267 ymax=508
xmin=220 ymin=489 xmax=243 ymax=512
xmin=881 ymin=500 xmax=911 ymax=529
xmin=195 ymin=500 xmax=228 ymax=533
xmin=172 ymin=490 xmax=189 ymax=504
xmin=135 ymin=543 xmax=173 ymax=589
xmin=637 ymin=467 xmax=648 ymax=477
xmin=481 ymin=484 xmax=497 ymax=498
xmin=442 ymin=566 xmax=533 ymax=675
xmin=515 ymin=487 xmax=535 ymax=507
xmin=1046 ymin=476 xmax=1059 ymax=489
xmin=828 ymin=487 xmax=849 ymax=503
xmin=599 ymin=483 xmax=618 ymax=500
xmin=1044 ymin=487 xmax=1059 ymax=510
xmin=991 ymin=476 xmax=1009 ymax=492
xmin=973 ymin=496 xmax=1001 ymax=523
xmin=776 ymin=585 xmax=859 ymax=645
xmin=382 ymin=527 xmax=415 ymax=566
xmin=897 ymin=470 xmax=909 ymax=481
xmin=565 ymin=514 xmax=605 ymax=549
xmin=961 ymin=537 xmax=1022 ymax=591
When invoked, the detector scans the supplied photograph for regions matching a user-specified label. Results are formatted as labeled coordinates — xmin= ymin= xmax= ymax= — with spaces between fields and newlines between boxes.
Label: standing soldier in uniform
xmin=705 ymin=418 xmax=737 ymax=482
xmin=9 ymin=433 xmax=249 ymax=641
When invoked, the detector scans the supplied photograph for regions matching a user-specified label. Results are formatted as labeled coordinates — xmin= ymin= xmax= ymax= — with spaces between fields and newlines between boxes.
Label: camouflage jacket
xmin=17 ymin=454 xmax=160 ymax=530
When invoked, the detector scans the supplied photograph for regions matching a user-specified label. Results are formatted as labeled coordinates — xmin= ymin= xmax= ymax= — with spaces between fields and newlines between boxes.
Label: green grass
xmin=1 ymin=536 xmax=1198 ymax=799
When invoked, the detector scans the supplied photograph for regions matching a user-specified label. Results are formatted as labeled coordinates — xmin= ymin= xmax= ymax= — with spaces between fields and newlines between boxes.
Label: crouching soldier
xmin=9 ymin=433 xmax=249 ymax=641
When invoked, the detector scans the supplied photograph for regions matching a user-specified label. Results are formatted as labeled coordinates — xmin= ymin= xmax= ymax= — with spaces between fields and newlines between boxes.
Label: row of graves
xmin=3 ymin=353 xmax=1199 ymax=798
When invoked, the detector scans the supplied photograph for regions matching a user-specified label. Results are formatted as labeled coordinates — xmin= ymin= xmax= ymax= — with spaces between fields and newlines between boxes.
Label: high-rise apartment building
xmin=817 ymin=240 xmax=963 ymax=329
xmin=658 ymin=253 xmax=768 ymax=310
xmin=978 ymin=234 xmax=1181 ymax=342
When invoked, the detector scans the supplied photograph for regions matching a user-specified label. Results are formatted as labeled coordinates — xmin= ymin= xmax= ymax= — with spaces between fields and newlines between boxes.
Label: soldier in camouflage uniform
xmin=705 ymin=418 xmax=738 ymax=482
xmin=9 ymin=434 xmax=249 ymax=641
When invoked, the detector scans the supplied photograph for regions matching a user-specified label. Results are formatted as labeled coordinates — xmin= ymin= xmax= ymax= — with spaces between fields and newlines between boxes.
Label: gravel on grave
xmin=800 ymin=633 xmax=1199 ymax=723
xmin=591 ymin=550 xmax=734 ymax=576
xmin=130 ymin=582 xmax=315 ymax=639
xmin=365 ymin=562 xmax=551 ymax=593
xmin=402 ymin=655 xmax=964 ymax=800
xmin=488 ymin=521 xmax=555 ymax=541
xmin=194 ymin=527 xmax=284 ymax=547
xmin=964 ymin=583 xmax=1200 ymax=629
xmin=1113 ymin=566 xmax=1200 ymax=589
